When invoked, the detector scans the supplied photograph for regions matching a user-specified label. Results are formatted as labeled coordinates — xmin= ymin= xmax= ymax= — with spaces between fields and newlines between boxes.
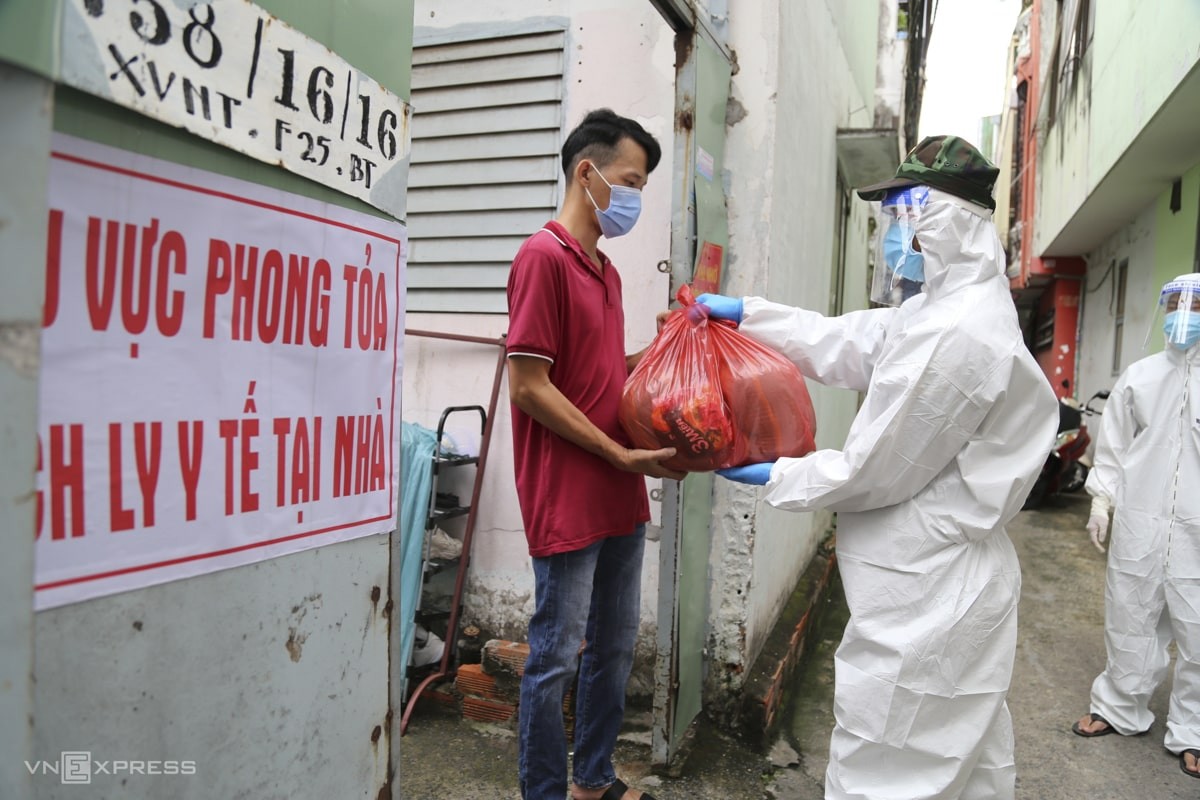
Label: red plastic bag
xmin=619 ymin=285 xmax=817 ymax=472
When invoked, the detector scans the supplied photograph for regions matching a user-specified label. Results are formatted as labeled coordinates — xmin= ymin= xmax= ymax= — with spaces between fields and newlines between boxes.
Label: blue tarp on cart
xmin=400 ymin=421 xmax=438 ymax=699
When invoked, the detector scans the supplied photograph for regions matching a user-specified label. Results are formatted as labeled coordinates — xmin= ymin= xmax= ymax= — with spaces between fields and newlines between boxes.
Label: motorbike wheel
xmin=1022 ymin=471 xmax=1051 ymax=510
xmin=1061 ymin=462 xmax=1089 ymax=493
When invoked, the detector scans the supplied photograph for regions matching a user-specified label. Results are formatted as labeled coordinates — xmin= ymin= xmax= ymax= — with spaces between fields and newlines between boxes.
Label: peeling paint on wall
xmin=0 ymin=322 xmax=39 ymax=377
xmin=285 ymin=592 xmax=323 ymax=662
xmin=703 ymin=484 xmax=758 ymax=721
xmin=726 ymin=95 xmax=747 ymax=126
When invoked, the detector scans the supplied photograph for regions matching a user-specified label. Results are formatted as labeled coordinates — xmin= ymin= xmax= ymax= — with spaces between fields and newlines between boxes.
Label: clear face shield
xmin=1148 ymin=276 xmax=1200 ymax=351
xmin=870 ymin=185 xmax=931 ymax=307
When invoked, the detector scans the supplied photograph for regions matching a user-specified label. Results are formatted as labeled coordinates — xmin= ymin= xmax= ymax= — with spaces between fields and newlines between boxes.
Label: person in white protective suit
xmin=1073 ymin=273 xmax=1200 ymax=781
xmin=697 ymin=135 xmax=1058 ymax=800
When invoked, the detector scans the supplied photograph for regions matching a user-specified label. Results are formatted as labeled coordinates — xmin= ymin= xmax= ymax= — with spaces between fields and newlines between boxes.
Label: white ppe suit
xmin=1084 ymin=345 xmax=1200 ymax=751
xmin=739 ymin=190 xmax=1057 ymax=799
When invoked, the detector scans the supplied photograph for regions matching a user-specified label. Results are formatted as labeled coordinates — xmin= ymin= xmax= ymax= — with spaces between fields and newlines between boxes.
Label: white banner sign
xmin=60 ymin=0 xmax=410 ymax=217
xmin=35 ymin=134 xmax=407 ymax=610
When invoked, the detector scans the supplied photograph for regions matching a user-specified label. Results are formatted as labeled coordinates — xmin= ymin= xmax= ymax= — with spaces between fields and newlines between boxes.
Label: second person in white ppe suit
xmin=1073 ymin=273 xmax=1200 ymax=781
xmin=697 ymin=135 xmax=1057 ymax=800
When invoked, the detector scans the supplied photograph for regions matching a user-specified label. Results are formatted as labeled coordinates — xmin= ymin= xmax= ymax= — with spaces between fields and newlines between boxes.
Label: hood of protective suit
xmin=1164 ymin=335 xmax=1200 ymax=365
xmin=913 ymin=189 xmax=1006 ymax=301
xmin=735 ymin=184 xmax=1055 ymax=798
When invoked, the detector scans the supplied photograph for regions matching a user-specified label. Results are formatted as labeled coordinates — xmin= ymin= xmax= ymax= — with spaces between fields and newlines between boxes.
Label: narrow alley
xmin=401 ymin=491 xmax=1199 ymax=800
xmin=6 ymin=3 xmax=1199 ymax=798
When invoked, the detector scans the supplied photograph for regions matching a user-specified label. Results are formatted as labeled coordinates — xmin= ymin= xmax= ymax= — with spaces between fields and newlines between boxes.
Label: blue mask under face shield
xmin=883 ymin=223 xmax=925 ymax=282
xmin=1144 ymin=275 xmax=1200 ymax=353
xmin=1163 ymin=311 xmax=1200 ymax=350
xmin=871 ymin=185 xmax=930 ymax=306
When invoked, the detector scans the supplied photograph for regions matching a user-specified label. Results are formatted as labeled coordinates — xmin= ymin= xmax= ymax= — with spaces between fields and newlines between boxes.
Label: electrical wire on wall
xmin=902 ymin=0 xmax=939 ymax=152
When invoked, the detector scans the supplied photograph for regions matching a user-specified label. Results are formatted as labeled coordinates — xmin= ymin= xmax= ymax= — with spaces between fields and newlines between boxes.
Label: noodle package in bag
xmin=619 ymin=296 xmax=747 ymax=472
xmin=620 ymin=285 xmax=817 ymax=472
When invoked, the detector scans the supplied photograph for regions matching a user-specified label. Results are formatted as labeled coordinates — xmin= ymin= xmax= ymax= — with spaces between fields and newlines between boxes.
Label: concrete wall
xmin=406 ymin=0 xmax=677 ymax=696
xmin=1074 ymin=163 xmax=1199 ymax=462
xmin=0 ymin=61 xmax=52 ymax=800
xmin=1037 ymin=0 xmax=1200 ymax=254
xmin=874 ymin=0 xmax=905 ymax=130
xmin=1046 ymin=0 xmax=1200 ymax=404
xmin=826 ymin=0 xmax=881 ymax=113
xmin=708 ymin=0 xmax=876 ymax=693
xmin=993 ymin=8 xmax=1028 ymax=260
xmin=1075 ymin=204 xmax=1157 ymax=399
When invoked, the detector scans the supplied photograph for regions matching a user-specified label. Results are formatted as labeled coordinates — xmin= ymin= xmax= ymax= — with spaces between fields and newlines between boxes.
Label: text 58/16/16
xmin=63 ymin=0 xmax=409 ymax=212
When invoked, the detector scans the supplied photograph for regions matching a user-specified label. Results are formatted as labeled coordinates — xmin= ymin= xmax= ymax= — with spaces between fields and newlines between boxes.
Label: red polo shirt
xmin=506 ymin=221 xmax=650 ymax=557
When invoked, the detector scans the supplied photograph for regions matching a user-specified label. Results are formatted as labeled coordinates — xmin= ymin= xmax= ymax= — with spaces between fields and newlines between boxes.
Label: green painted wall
xmin=0 ymin=1 xmax=59 ymax=76
xmin=1153 ymin=161 xmax=1200 ymax=290
xmin=1035 ymin=0 xmax=1200 ymax=254
xmin=2 ymin=0 xmax=414 ymax=220
xmin=1090 ymin=1 xmax=1200 ymax=177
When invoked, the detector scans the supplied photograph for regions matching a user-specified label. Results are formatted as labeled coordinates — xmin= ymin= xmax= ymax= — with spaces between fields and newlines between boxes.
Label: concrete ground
xmin=400 ymin=492 xmax=1200 ymax=799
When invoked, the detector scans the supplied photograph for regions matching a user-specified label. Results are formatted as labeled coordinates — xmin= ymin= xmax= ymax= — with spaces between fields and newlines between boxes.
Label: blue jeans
xmin=518 ymin=526 xmax=646 ymax=800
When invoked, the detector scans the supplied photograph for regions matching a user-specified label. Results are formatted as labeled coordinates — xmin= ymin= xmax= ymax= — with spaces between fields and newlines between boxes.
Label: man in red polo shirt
xmin=507 ymin=108 xmax=685 ymax=800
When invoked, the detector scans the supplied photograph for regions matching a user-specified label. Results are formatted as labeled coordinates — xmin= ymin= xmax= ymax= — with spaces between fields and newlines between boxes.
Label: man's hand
xmin=695 ymin=293 xmax=743 ymax=324
xmin=1086 ymin=514 xmax=1109 ymax=553
xmin=510 ymin=355 xmax=683 ymax=479
xmin=716 ymin=461 xmax=775 ymax=485
xmin=616 ymin=447 xmax=686 ymax=481
xmin=656 ymin=309 xmax=672 ymax=333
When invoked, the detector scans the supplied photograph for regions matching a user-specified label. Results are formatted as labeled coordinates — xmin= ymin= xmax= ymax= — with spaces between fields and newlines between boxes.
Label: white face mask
xmin=584 ymin=162 xmax=642 ymax=238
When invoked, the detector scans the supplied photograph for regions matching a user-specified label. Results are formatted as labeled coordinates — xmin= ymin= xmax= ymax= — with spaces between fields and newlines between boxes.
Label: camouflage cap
xmin=856 ymin=135 xmax=1000 ymax=211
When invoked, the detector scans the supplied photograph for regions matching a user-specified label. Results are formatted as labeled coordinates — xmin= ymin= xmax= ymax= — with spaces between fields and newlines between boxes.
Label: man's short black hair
xmin=560 ymin=108 xmax=662 ymax=177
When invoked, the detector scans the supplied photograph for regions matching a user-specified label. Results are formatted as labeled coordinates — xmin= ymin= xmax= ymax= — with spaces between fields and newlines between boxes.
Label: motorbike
xmin=1022 ymin=389 xmax=1109 ymax=510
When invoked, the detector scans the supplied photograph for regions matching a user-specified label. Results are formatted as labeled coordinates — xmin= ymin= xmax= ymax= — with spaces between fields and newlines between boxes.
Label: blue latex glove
xmin=695 ymin=293 xmax=744 ymax=324
xmin=716 ymin=462 xmax=775 ymax=485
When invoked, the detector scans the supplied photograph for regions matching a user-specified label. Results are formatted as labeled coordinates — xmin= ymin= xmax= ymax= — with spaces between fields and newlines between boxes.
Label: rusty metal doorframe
xmin=647 ymin=0 xmax=733 ymax=772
